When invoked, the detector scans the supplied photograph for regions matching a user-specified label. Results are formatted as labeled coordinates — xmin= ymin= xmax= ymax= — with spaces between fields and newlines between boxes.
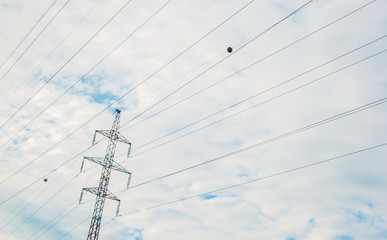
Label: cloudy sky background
xmin=0 ymin=0 xmax=386 ymax=239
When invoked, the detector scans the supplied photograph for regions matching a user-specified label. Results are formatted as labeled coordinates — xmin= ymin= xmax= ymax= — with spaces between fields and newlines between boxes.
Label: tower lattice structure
xmin=79 ymin=109 xmax=132 ymax=240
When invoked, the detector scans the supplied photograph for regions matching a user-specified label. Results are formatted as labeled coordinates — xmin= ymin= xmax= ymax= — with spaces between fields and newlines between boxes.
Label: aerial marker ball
xmin=227 ymin=47 xmax=233 ymax=53
xmin=44 ymin=178 xmax=48 ymax=182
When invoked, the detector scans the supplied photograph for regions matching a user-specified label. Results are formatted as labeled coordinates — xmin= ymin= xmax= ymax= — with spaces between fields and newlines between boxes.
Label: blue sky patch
xmin=124 ymin=227 xmax=143 ymax=240
xmin=286 ymin=237 xmax=296 ymax=240
xmin=238 ymin=173 xmax=249 ymax=178
xmin=335 ymin=235 xmax=354 ymax=240
xmin=365 ymin=201 xmax=373 ymax=208
xmin=13 ymin=136 xmax=28 ymax=145
xmin=89 ymin=91 xmax=117 ymax=104
xmin=354 ymin=211 xmax=367 ymax=222
xmin=200 ymin=194 xmax=217 ymax=200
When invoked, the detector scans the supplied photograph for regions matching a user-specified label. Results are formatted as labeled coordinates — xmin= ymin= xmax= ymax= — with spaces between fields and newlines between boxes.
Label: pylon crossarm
xmin=95 ymin=130 xmax=131 ymax=145
xmin=111 ymin=161 xmax=130 ymax=174
xmin=117 ymin=132 xmax=131 ymax=145
xmin=95 ymin=130 xmax=113 ymax=141
xmin=110 ymin=161 xmax=132 ymax=188
xmin=105 ymin=190 xmax=120 ymax=202
xmin=84 ymin=157 xmax=105 ymax=167
xmin=82 ymin=187 xmax=120 ymax=202
xmin=83 ymin=187 xmax=99 ymax=196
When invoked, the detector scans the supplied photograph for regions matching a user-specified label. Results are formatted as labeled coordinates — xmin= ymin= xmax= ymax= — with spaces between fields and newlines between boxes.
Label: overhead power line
xmin=0 ymin=0 xmax=70 ymax=83
xmin=119 ymin=45 xmax=387 ymax=159
xmin=0 ymin=0 xmax=259 ymax=186
xmin=0 ymin=0 xmax=104 ymax=107
xmin=3 ymin=0 xmax=309 ymax=154
xmin=61 ymin=141 xmax=387 ymax=237
xmin=0 ymin=0 xmax=135 ymax=129
xmin=119 ymin=0 xmax=376 ymax=117
xmin=0 ymin=0 xmax=173 ymax=148
xmin=0 ymin=0 xmax=59 ymax=72
xmin=33 ymin=95 xmax=387 ymax=239
xmin=0 ymin=0 xmax=314 ymax=212
xmin=0 ymin=0 xmax=378 ymax=231
xmin=86 ymin=0 xmax=382 ymax=160
xmin=0 ymin=1 xmax=384 ymax=238
xmin=0 ymin=28 xmax=383 ymax=210
xmin=124 ymin=97 xmax=387 ymax=189
xmin=0 ymin=0 xmax=255 ymax=148
xmin=119 ymin=0 xmax=316 ymax=130
xmin=29 ymin=201 xmax=78 ymax=240
xmin=0 ymin=182 xmax=44 ymax=230
xmin=3 ymin=174 xmax=79 ymax=240
xmin=116 ymin=142 xmax=387 ymax=217
xmin=0 ymin=0 xmax=173 ymax=186
xmin=121 ymin=33 xmax=386 ymax=136
xmin=0 ymin=42 xmax=386 ymax=232
xmin=0 ymin=159 xmax=81 ymax=235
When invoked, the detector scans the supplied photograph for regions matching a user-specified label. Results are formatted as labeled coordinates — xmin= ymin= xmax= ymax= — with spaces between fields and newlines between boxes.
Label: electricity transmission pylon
xmin=79 ymin=109 xmax=132 ymax=240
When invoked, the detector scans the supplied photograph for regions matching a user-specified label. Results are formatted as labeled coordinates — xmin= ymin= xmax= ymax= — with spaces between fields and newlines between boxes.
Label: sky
xmin=0 ymin=0 xmax=386 ymax=239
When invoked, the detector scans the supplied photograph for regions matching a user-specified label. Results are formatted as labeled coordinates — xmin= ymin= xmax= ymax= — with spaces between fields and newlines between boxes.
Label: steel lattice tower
xmin=79 ymin=109 xmax=132 ymax=240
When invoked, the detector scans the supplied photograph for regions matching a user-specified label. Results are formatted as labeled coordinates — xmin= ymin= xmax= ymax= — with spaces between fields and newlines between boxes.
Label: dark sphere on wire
xmin=44 ymin=178 xmax=48 ymax=182
xmin=227 ymin=47 xmax=233 ymax=53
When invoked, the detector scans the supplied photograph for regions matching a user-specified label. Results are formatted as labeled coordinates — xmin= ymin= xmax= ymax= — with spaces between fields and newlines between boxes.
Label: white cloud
xmin=0 ymin=0 xmax=386 ymax=239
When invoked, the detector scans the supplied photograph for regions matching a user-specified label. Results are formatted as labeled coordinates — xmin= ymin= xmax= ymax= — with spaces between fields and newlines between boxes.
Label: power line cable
xmin=65 ymin=140 xmax=387 ymax=235
xmin=1 ymin=23 xmax=381 ymax=210
xmin=3 ymin=174 xmax=79 ymax=240
xmin=7 ymin=0 xmax=312 ymax=199
xmin=55 ymin=98 xmax=387 ymax=238
xmin=3 ymin=112 xmax=117 ymax=237
xmin=92 ymin=0 xmax=382 ymax=159
xmin=0 ymin=0 xmax=258 ymax=187
xmin=57 ymin=94 xmax=387 ymax=237
xmin=0 ymin=0 xmax=374 ymax=235
xmin=53 ymin=0 xmax=316 ymax=172
xmin=29 ymin=200 xmax=78 ymax=240
xmin=0 ymin=0 xmax=104 ymax=107
xmin=24 ymin=19 xmax=385 ymax=240
xmin=1 ymin=36 xmax=383 ymax=216
xmin=0 ymin=142 xmax=94 ymax=206
xmin=118 ymin=0 xmax=316 ymax=130
xmin=0 ymin=184 xmax=50 ymax=232
xmin=120 ymin=52 xmax=226 ymax=114
xmin=34 ymin=197 xmax=113 ymax=240
xmin=0 ymin=0 xmax=364 ymax=225
xmin=115 ymin=142 xmax=387 ymax=216
xmin=57 ymin=214 xmax=90 ymax=240
xmin=0 ymin=0 xmax=59 ymax=71
xmin=0 ymin=155 xmax=81 ymax=232
xmin=0 ymin=0 xmax=172 ymax=148
xmin=124 ymin=45 xmax=387 ymax=158
xmin=124 ymin=96 xmax=387 ymax=189
xmin=122 ymin=31 xmax=386 ymax=136
xmin=0 ymin=0 xmax=134 ymax=129
xmin=0 ymin=182 xmax=44 ymax=229
xmin=0 ymin=0 xmax=172 ymax=186
xmin=27 ymin=95 xmax=387 ymax=238
xmin=32 ymin=191 xmax=115 ymax=240
xmin=0 ymin=0 xmax=177 ymax=212
xmin=0 ymin=0 xmax=70 ymax=83
xmin=0 ymin=0 xmax=255 ymax=148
